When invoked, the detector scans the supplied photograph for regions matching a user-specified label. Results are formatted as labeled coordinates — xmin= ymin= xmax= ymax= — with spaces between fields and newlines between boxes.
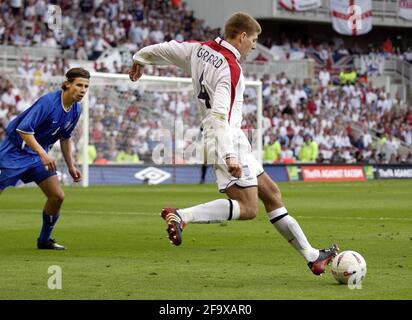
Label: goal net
xmin=80 ymin=72 xmax=263 ymax=187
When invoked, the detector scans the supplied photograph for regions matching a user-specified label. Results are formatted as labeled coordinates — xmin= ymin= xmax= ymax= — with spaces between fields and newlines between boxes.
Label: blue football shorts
xmin=0 ymin=162 xmax=56 ymax=190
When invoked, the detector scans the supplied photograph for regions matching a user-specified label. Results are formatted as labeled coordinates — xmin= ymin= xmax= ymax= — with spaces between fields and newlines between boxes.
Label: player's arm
xmin=210 ymin=69 xmax=242 ymax=178
xmin=17 ymin=131 xmax=57 ymax=172
xmin=129 ymin=40 xmax=196 ymax=81
xmin=211 ymin=111 xmax=242 ymax=179
xmin=14 ymin=96 xmax=56 ymax=170
xmin=60 ymin=138 xmax=81 ymax=182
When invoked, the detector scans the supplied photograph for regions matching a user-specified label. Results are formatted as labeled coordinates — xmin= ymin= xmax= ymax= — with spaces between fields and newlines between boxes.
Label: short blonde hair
xmin=224 ymin=12 xmax=262 ymax=40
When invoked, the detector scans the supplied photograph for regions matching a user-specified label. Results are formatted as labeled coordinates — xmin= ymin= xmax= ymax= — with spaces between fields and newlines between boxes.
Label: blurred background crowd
xmin=0 ymin=0 xmax=411 ymax=165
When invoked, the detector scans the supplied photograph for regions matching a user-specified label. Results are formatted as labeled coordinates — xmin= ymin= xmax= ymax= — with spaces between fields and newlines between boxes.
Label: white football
xmin=331 ymin=250 xmax=367 ymax=285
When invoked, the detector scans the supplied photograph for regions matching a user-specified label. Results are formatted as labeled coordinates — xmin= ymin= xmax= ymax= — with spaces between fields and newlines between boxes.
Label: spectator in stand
xmin=1 ymin=85 xmax=16 ymax=108
xmin=94 ymin=150 xmax=109 ymax=165
xmin=298 ymin=133 xmax=319 ymax=163
xmin=401 ymin=150 xmax=412 ymax=164
xmin=339 ymin=67 xmax=357 ymax=86
xmin=0 ymin=19 xmax=5 ymax=42
xmin=89 ymin=33 xmax=111 ymax=60
xmin=279 ymin=139 xmax=295 ymax=164
xmin=263 ymin=133 xmax=281 ymax=163
xmin=306 ymin=94 xmax=317 ymax=115
xmin=116 ymin=147 xmax=140 ymax=163
xmin=75 ymin=39 xmax=88 ymax=60
xmin=330 ymin=147 xmax=345 ymax=163
xmin=383 ymin=134 xmax=399 ymax=163
xmin=78 ymin=144 xmax=97 ymax=164
xmin=136 ymin=135 xmax=150 ymax=161
xmin=382 ymin=37 xmax=393 ymax=56
xmin=358 ymin=72 xmax=368 ymax=85
xmin=96 ymin=62 xmax=110 ymax=73
xmin=318 ymin=66 xmax=330 ymax=88
xmin=1 ymin=0 xmax=411 ymax=166
xmin=404 ymin=48 xmax=412 ymax=64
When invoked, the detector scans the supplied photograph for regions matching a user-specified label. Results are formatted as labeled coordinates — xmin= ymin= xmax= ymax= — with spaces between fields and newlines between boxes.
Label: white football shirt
xmin=133 ymin=37 xmax=245 ymax=158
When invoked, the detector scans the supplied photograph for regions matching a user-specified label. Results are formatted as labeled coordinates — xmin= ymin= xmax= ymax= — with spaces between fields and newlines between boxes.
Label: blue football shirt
xmin=0 ymin=90 xmax=82 ymax=169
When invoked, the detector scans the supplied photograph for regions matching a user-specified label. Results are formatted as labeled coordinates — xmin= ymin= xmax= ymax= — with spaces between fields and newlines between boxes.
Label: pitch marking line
xmin=2 ymin=209 xmax=412 ymax=221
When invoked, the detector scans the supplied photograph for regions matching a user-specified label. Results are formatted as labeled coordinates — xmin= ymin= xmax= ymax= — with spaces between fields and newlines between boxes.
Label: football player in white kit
xmin=129 ymin=12 xmax=338 ymax=275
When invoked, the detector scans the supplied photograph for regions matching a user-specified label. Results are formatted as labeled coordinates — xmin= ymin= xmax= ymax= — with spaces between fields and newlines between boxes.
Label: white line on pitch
xmin=295 ymin=215 xmax=412 ymax=221
xmin=1 ymin=209 xmax=412 ymax=221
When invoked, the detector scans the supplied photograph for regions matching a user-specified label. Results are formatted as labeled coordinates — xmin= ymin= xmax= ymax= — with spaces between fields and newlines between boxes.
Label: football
xmin=331 ymin=250 xmax=367 ymax=286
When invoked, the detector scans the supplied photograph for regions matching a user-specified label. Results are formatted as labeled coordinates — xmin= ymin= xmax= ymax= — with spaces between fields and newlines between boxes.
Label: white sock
xmin=177 ymin=199 xmax=240 ymax=224
xmin=267 ymin=207 xmax=319 ymax=262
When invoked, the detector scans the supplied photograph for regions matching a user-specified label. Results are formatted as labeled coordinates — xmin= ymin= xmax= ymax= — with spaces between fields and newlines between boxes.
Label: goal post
xmin=81 ymin=72 xmax=263 ymax=187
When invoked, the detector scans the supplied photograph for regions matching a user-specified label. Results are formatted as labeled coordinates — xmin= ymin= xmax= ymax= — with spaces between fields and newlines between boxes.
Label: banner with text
xmin=300 ymin=165 xmax=366 ymax=182
xmin=398 ymin=0 xmax=412 ymax=21
xmin=373 ymin=165 xmax=412 ymax=179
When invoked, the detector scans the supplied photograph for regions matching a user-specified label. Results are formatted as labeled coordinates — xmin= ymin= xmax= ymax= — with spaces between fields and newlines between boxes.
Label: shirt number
xmin=198 ymin=71 xmax=211 ymax=109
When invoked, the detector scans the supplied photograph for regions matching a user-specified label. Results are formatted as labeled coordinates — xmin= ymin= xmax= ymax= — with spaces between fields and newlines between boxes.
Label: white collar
xmin=214 ymin=37 xmax=241 ymax=61
xmin=61 ymin=91 xmax=73 ymax=113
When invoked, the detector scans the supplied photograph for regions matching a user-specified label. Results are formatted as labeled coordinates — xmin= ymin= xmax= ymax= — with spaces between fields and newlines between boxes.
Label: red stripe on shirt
xmin=174 ymin=40 xmax=207 ymax=45
xmin=204 ymin=41 xmax=241 ymax=124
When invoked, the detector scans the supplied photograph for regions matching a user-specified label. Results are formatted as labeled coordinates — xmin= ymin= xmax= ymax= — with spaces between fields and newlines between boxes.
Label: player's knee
xmin=268 ymin=184 xmax=282 ymax=205
xmin=50 ymin=191 xmax=65 ymax=204
xmin=271 ymin=183 xmax=282 ymax=198
xmin=241 ymin=202 xmax=259 ymax=220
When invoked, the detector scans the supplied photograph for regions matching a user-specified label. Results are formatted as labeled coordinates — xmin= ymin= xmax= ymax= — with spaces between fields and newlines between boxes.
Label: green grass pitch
xmin=0 ymin=180 xmax=411 ymax=300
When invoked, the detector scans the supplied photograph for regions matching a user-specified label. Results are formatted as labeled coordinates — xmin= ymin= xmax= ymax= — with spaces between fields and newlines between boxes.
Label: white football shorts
xmin=203 ymin=128 xmax=264 ymax=192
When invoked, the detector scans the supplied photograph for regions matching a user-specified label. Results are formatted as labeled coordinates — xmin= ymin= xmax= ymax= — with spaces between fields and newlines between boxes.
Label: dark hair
xmin=224 ymin=12 xmax=261 ymax=40
xmin=61 ymin=68 xmax=90 ymax=90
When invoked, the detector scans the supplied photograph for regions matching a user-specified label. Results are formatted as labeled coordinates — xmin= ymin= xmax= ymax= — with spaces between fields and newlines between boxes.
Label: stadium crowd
xmin=260 ymin=34 xmax=412 ymax=80
xmin=0 ymin=0 xmax=411 ymax=165
xmin=0 ymin=0 xmax=217 ymax=76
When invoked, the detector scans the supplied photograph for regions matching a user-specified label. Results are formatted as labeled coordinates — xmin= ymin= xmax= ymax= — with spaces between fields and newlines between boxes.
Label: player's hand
xmin=40 ymin=153 xmax=57 ymax=172
xmin=69 ymin=166 xmax=82 ymax=183
xmin=225 ymin=157 xmax=242 ymax=178
xmin=129 ymin=62 xmax=144 ymax=82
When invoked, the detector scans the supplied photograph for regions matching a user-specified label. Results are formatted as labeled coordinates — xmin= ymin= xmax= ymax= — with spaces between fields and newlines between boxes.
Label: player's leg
xmin=36 ymin=175 xmax=66 ymax=250
xmin=0 ymin=167 xmax=25 ymax=193
xmin=257 ymin=172 xmax=338 ymax=275
xmin=161 ymin=149 xmax=260 ymax=245
xmin=16 ymin=160 xmax=66 ymax=250
xmin=199 ymin=164 xmax=207 ymax=184
xmin=225 ymin=185 xmax=259 ymax=220
xmin=177 ymin=185 xmax=258 ymax=222
xmin=161 ymin=186 xmax=258 ymax=245
xmin=162 ymin=128 xmax=261 ymax=245
xmin=257 ymin=172 xmax=318 ymax=260
xmin=38 ymin=175 xmax=65 ymax=214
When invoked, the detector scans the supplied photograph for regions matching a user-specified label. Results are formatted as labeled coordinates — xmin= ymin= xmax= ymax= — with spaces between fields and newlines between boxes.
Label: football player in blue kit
xmin=0 ymin=68 xmax=90 ymax=250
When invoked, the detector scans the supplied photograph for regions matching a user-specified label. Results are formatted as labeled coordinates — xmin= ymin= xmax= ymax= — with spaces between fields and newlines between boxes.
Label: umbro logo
xmin=134 ymin=167 xmax=171 ymax=185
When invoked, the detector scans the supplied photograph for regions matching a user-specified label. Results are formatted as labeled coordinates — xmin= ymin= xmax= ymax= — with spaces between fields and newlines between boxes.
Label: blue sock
xmin=38 ymin=211 xmax=60 ymax=242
